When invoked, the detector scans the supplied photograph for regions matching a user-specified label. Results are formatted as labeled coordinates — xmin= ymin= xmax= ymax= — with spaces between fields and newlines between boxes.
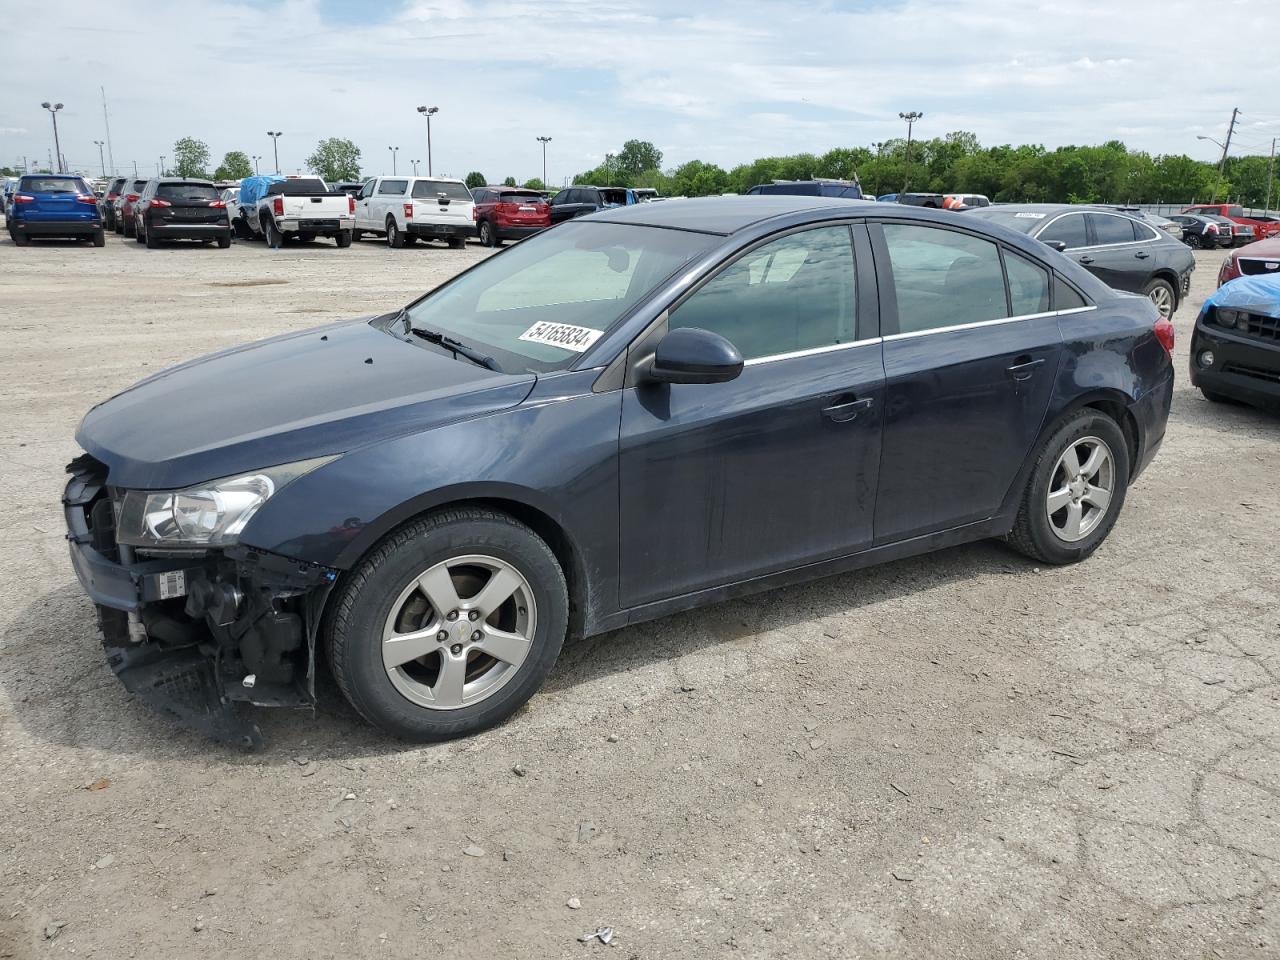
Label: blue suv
xmin=7 ymin=174 xmax=105 ymax=246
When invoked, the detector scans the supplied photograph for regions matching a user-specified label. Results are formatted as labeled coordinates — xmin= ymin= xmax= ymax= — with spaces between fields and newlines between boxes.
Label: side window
xmin=377 ymin=179 xmax=408 ymax=196
xmin=882 ymin=224 xmax=1007 ymax=333
xmin=669 ymin=226 xmax=856 ymax=361
xmin=1089 ymin=213 xmax=1136 ymax=246
xmin=1037 ymin=213 xmax=1088 ymax=250
xmin=1133 ymin=221 xmax=1159 ymax=242
xmin=1004 ymin=250 xmax=1051 ymax=315
xmin=1054 ymin=276 xmax=1088 ymax=310
xmin=358 ymin=180 xmax=375 ymax=199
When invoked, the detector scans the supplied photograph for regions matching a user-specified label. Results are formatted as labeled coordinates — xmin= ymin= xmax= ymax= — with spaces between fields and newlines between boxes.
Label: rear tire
xmin=1006 ymin=409 xmax=1130 ymax=565
xmin=479 ymin=220 xmax=498 ymax=247
xmin=11 ymin=229 xmax=27 ymax=246
xmin=448 ymin=237 xmax=466 ymax=249
xmin=263 ymin=216 xmax=283 ymax=248
xmin=144 ymin=221 xmax=160 ymax=248
xmin=92 ymin=228 xmax=105 ymax=247
xmin=216 ymin=234 xmax=231 ymax=249
xmin=1142 ymin=277 xmax=1176 ymax=318
xmin=386 ymin=218 xmax=404 ymax=249
xmin=334 ymin=230 xmax=352 ymax=248
xmin=325 ymin=508 xmax=568 ymax=741
xmin=232 ymin=217 xmax=255 ymax=241
xmin=123 ymin=215 xmax=135 ymax=238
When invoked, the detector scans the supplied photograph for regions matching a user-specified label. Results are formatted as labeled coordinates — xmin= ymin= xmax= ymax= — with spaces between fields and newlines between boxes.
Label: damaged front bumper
xmin=64 ymin=454 xmax=337 ymax=748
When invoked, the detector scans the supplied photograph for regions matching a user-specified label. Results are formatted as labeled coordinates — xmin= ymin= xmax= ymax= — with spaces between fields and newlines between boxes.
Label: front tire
xmin=326 ymin=508 xmax=568 ymax=741
xmin=1006 ymin=409 xmax=1130 ymax=565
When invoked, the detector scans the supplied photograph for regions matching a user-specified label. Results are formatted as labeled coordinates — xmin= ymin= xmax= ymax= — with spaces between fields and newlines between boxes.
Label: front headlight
xmin=1214 ymin=308 xmax=1243 ymax=329
xmin=115 ymin=456 xmax=335 ymax=548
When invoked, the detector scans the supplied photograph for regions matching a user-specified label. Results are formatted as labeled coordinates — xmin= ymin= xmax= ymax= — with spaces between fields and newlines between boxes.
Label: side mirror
xmin=648 ymin=327 xmax=744 ymax=385
xmin=1042 ymin=239 xmax=1068 ymax=253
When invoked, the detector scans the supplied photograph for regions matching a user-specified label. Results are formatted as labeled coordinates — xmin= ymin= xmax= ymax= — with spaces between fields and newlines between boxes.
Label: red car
xmin=471 ymin=186 xmax=550 ymax=247
xmin=1217 ymin=236 xmax=1280 ymax=286
xmin=1183 ymin=203 xmax=1280 ymax=240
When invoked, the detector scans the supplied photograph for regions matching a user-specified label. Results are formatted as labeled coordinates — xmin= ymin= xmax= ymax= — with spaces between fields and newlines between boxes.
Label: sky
xmin=2 ymin=0 xmax=1278 ymax=184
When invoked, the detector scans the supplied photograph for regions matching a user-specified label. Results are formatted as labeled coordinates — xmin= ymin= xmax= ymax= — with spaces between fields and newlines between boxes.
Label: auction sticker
xmin=518 ymin=321 xmax=603 ymax=353
xmin=1014 ymin=212 xmax=1046 ymax=219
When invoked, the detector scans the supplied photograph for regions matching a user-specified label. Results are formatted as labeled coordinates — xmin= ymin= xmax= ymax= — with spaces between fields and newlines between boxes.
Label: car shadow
xmin=3 ymin=539 xmax=1017 ymax=764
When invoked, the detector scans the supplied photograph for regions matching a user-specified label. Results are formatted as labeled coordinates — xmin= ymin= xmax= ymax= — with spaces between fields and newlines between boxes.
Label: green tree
xmin=304 ymin=138 xmax=362 ymax=183
xmin=502 ymin=176 xmax=517 ymax=187
xmin=172 ymin=136 xmax=210 ymax=178
xmin=522 ymin=178 xmax=546 ymax=191
xmin=616 ymin=140 xmax=663 ymax=177
xmin=213 ymin=151 xmax=253 ymax=181
xmin=464 ymin=171 xmax=487 ymax=189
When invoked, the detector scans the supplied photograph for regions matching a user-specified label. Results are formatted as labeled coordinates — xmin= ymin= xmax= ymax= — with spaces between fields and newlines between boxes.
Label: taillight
xmin=14 ymin=194 xmax=34 ymax=204
xmin=149 ymin=198 xmax=171 ymax=208
xmin=348 ymin=195 xmax=355 ymax=214
xmin=1218 ymin=257 xmax=1240 ymax=287
xmin=403 ymin=202 xmax=413 ymax=219
xmin=471 ymin=206 xmax=478 ymax=221
xmin=210 ymin=200 xmax=226 ymax=209
xmin=1153 ymin=317 xmax=1175 ymax=357
xmin=126 ymin=193 xmax=139 ymax=202
xmin=76 ymin=195 xmax=99 ymax=205
xmin=272 ymin=196 xmax=283 ymax=216
xmin=1207 ymin=224 xmax=1218 ymax=234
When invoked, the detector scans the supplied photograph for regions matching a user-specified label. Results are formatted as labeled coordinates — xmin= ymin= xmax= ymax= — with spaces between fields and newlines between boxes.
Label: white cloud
xmin=0 ymin=0 xmax=1273 ymax=182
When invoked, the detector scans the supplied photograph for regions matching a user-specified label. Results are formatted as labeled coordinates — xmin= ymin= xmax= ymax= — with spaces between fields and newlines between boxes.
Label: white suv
xmin=352 ymin=176 xmax=476 ymax=248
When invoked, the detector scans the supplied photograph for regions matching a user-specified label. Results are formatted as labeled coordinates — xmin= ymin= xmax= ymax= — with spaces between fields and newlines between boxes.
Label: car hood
xmin=1232 ymin=237 xmax=1280 ymax=260
xmin=77 ymin=318 xmax=537 ymax=489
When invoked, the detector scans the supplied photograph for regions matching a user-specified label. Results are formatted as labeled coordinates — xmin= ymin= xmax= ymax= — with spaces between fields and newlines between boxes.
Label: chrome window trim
xmin=1035 ymin=209 xmax=1158 ymax=253
xmin=882 ymin=305 xmax=1097 ymax=343
xmin=743 ymin=337 xmax=882 ymax=366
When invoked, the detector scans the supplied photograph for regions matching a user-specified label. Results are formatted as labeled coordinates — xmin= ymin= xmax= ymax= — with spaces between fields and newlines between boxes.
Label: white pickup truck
xmin=352 ymin=176 xmax=476 ymax=248
xmin=232 ymin=176 xmax=354 ymax=247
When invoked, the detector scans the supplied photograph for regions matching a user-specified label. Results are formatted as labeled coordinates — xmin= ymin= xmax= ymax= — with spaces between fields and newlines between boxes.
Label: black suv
xmin=548 ymin=185 xmax=633 ymax=224
xmin=133 ymin=178 xmax=231 ymax=249
xmin=970 ymin=204 xmax=1195 ymax=318
xmin=745 ymin=179 xmax=863 ymax=199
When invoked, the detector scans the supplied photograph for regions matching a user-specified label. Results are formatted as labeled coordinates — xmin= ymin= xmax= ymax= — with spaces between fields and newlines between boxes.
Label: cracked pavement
xmin=0 ymin=235 xmax=1276 ymax=959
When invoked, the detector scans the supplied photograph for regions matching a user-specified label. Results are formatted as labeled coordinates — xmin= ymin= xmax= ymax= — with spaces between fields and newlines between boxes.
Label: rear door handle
xmin=1006 ymin=358 xmax=1045 ymax=382
xmin=822 ymin=396 xmax=874 ymax=422
xmin=1077 ymin=255 xmax=1095 ymax=265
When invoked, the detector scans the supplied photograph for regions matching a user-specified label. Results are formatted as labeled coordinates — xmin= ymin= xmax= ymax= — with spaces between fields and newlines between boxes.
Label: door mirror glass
xmin=1042 ymin=239 xmax=1068 ymax=253
xmin=648 ymin=327 xmax=744 ymax=384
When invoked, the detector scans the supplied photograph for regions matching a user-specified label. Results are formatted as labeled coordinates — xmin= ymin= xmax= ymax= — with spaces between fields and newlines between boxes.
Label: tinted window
xmin=1055 ymin=276 xmax=1088 ymax=310
xmin=358 ymin=180 xmax=375 ymax=199
xmin=158 ymin=182 xmax=219 ymax=200
xmin=1005 ymin=251 xmax=1050 ymax=315
xmin=20 ymin=176 xmax=91 ymax=194
xmin=378 ymin=179 xmax=408 ymax=196
xmin=267 ymin=179 xmax=329 ymax=196
xmin=1133 ymin=221 xmax=1159 ymax=242
xmin=496 ymin=190 xmax=543 ymax=204
xmin=411 ymin=179 xmax=472 ymax=201
xmin=1090 ymin=213 xmax=1137 ymax=246
xmin=130 ymin=180 xmax=148 ymax=192
xmin=670 ymin=226 xmax=856 ymax=360
xmin=472 ymin=189 xmax=490 ymax=204
xmin=1227 ymin=206 xmax=1244 ymax=218
xmin=882 ymin=224 xmax=1007 ymax=332
xmin=1037 ymin=213 xmax=1088 ymax=249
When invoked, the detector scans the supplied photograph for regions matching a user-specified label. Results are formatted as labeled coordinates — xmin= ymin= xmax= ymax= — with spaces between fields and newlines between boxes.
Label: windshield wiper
xmin=408 ymin=325 xmax=502 ymax=372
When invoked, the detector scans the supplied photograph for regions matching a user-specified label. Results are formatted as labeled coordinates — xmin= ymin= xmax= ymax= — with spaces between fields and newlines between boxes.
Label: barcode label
xmin=157 ymin=570 xmax=187 ymax=600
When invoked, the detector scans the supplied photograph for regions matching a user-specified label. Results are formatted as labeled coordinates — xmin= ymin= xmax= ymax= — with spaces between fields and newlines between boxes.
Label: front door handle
xmin=1006 ymin=358 xmax=1046 ymax=382
xmin=1134 ymin=250 xmax=1150 ymax=259
xmin=1077 ymin=255 xmax=1095 ymax=265
xmin=822 ymin=396 xmax=874 ymax=422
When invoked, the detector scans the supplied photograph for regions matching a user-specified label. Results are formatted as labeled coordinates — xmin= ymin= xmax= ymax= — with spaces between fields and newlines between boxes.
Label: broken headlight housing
xmin=1214 ymin=307 xmax=1246 ymax=329
xmin=115 ymin=457 xmax=335 ymax=548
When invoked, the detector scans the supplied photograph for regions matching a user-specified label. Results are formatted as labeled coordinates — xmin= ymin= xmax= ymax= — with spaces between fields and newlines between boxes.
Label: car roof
xmin=154 ymin=177 xmax=214 ymax=184
xmin=587 ymin=195 xmax=879 ymax=235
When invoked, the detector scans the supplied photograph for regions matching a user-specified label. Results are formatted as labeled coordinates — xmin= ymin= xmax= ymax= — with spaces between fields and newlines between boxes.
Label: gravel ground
xmin=0 ymin=229 xmax=1277 ymax=960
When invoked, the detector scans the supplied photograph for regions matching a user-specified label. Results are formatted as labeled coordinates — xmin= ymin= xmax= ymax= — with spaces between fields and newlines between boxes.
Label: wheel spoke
xmin=417 ymin=564 xmax=461 ymax=616
xmin=1082 ymin=485 xmax=1111 ymax=512
xmin=383 ymin=626 xmax=438 ymax=669
xmin=1047 ymin=486 xmax=1073 ymax=514
xmin=1078 ymin=443 xmax=1107 ymax=480
xmin=475 ymin=624 xmax=531 ymax=666
xmin=1062 ymin=501 xmax=1084 ymax=539
xmin=469 ymin=566 xmax=521 ymax=619
xmin=1060 ymin=444 xmax=1081 ymax=480
xmin=431 ymin=654 xmax=468 ymax=707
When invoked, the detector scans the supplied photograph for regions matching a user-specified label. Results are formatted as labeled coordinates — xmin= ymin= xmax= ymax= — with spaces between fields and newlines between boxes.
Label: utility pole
xmin=899 ymin=111 xmax=923 ymax=194
xmin=101 ymin=87 xmax=115 ymax=176
xmin=536 ymin=136 xmax=552 ymax=187
xmin=416 ymin=106 xmax=439 ymax=175
xmin=1266 ymin=137 xmax=1277 ymax=215
xmin=93 ymin=140 xmax=106 ymax=177
xmin=267 ymin=132 xmax=282 ymax=174
xmin=1210 ymin=107 xmax=1238 ymax=203
xmin=41 ymin=102 xmax=65 ymax=173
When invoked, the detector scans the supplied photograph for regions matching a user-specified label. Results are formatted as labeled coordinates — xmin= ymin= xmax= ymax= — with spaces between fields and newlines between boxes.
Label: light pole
xmin=416 ymin=106 xmax=439 ymax=176
xmin=411 ymin=159 xmax=420 ymax=175
xmin=267 ymin=131 xmax=282 ymax=174
xmin=536 ymin=136 xmax=552 ymax=187
xmin=159 ymin=155 xmax=166 ymax=176
xmin=899 ymin=111 xmax=923 ymax=194
xmin=40 ymin=102 xmax=65 ymax=173
xmin=389 ymin=146 xmax=399 ymax=175
xmin=252 ymin=155 xmax=261 ymax=175
xmin=605 ymin=153 xmax=615 ymax=187
xmin=93 ymin=140 xmax=106 ymax=177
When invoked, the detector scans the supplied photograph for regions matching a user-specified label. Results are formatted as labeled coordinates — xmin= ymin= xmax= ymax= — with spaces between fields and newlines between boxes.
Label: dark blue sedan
xmin=64 ymin=197 xmax=1175 ymax=745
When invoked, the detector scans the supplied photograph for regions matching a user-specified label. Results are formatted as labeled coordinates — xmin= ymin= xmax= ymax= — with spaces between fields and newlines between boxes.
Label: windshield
xmin=21 ymin=176 xmax=91 ymax=194
xmin=402 ymin=221 xmax=717 ymax=374
xmin=966 ymin=208 xmax=1048 ymax=234
xmin=411 ymin=179 xmax=472 ymax=201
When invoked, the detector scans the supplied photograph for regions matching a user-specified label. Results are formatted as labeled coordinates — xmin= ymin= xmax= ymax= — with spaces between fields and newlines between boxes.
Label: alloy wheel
xmin=1046 ymin=436 xmax=1115 ymax=542
xmin=381 ymin=555 xmax=536 ymax=710
xmin=1147 ymin=285 xmax=1173 ymax=318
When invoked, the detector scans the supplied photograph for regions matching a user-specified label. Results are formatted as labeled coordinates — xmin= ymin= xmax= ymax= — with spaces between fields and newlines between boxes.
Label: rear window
xmin=1227 ymin=205 xmax=1245 ymax=218
xmin=20 ymin=176 xmax=91 ymax=194
xmin=495 ymin=191 xmax=543 ymax=204
xmin=158 ymin=182 xmax=219 ymax=201
xmin=967 ymin=209 xmax=1047 ymax=234
xmin=267 ymin=178 xmax=330 ymax=196
xmin=411 ymin=180 xmax=472 ymax=201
